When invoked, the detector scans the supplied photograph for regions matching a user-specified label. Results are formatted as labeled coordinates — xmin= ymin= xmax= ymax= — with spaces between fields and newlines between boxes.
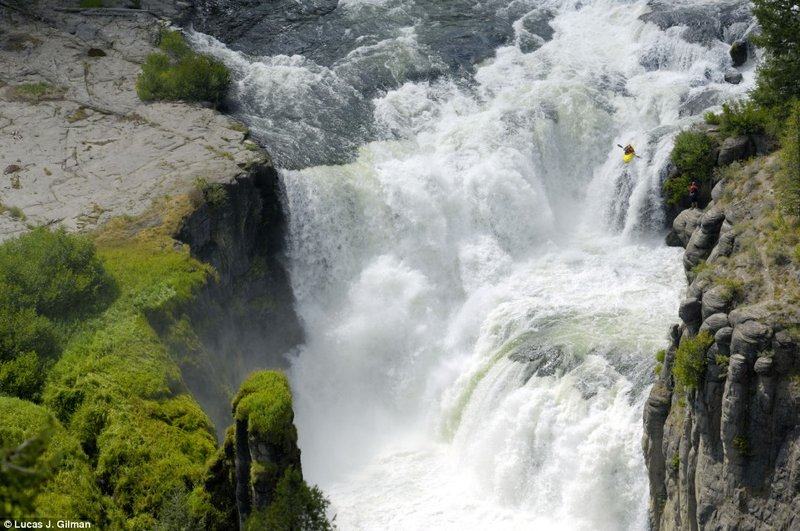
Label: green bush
xmin=0 ymin=229 xmax=113 ymax=401
xmin=717 ymin=101 xmax=771 ymax=137
xmin=672 ymin=331 xmax=714 ymax=390
xmin=778 ymin=101 xmax=800 ymax=216
xmin=664 ymin=131 xmax=717 ymax=205
xmin=136 ymin=31 xmax=230 ymax=107
xmin=0 ymin=228 xmax=113 ymax=318
xmin=704 ymin=111 xmax=721 ymax=126
xmin=245 ymin=467 xmax=332 ymax=531
xmin=79 ymin=0 xmax=104 ymax=7
xmin=751 ymin=0 xmax=800 ymax=112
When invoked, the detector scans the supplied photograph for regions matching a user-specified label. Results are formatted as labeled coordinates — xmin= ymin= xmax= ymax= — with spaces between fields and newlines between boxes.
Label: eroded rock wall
xmin=645 ymin=157 xmax=800 ymax=530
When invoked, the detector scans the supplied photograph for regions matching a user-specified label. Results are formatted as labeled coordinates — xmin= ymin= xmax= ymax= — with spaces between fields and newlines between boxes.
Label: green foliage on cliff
xmin=672 ymin=331 xmax=714 ymax=390
xmin=712 ymin=101 xmax=772 ymax=138
xmin=0 ymin=229 xmax=113 ymax=402
xmin=0 ymin=206 xmax=234 ymax=528
xmin=664 ymin=131 xmax=717 ymax=205
xmin=245 ymin=467 xmax=333 ymax=531
xmin=0 ymin=398 xmax=105 ymax=522
xmin=750 ymin=0 xmax=800 ymax=112
xmin=778 ymin=101 xmax=800 ymax=215
xmin=233 ymin=371 xmax=295 ymax=443
xmin=136 ymin=31 xmax=230 ymax=107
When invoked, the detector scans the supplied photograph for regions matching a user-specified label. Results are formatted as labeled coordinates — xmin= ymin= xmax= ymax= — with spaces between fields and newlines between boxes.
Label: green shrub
xmin=751 ymin=0 xmax=800 ymax=112
xmin=0 ymin=229 xmax=113 ymax=401
xmin=0 ymin=228 xmax=113 ymax=318
xmin=664 ymin=131 xmax=717 ymax=205
xmin=157 ymin=30 xmax=192 ymax=59
xmin=717 ymin=101 xmax=771 ymax=137
xmin=670 ymin=453 xmax=680 ymax=472
xmin=245 ymin=467 xmax=332 ymax=531
xmin=778 ymin=101 xmax=800 ymax=216
xmin=672 ymin=331 xmax=714 ymax=390
xmin=655 ymin=349 xmax=666 ymax=363
xmin=0 ymin=351 xmax=46 ymax=401
xmin=79 ymin=0 xmax=104 ymax=7
xmin=136 ymin=31 xmax=230 ymax=107
xmin=704 ymin=111 xmax=721 ymax=125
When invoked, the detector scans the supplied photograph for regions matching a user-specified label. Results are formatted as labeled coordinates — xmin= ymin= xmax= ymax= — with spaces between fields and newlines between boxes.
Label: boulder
xmin=671 ymin=208 xmax=703 ymax=247
xmin=728 ymin=306 xmax=770 ymax=327
xmin=730 ymin=320 xmax=772 ymax=358
xmin=729 ymin=40 xmax=748 ymax=67
xmin=723 ymin=69 xmax=742 ymax=85
xmin=711 ymin=179 xmax=725 ymax=201
xmin=754 ymin=356 xmax=773 ymax=375
xmin=707 ymin=231 xmax=735 ymax=263
xmin=702 ymin=285 xmax=731 ymax=320
xmin=679 ymin=298 xmax=703 ymax=329
xmin=700 ymin=207 xmax=726 ymax=232
xmin=716 ymin=326 xmax=733 ymax=355
xmin=718 ymin=136 xmax=754 ymax=166
xmin=701 ymin=313 xmax=730 ymax=334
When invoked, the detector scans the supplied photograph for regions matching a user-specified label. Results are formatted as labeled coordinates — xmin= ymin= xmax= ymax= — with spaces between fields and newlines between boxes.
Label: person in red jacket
xmin=688 ymin=181 xmax=699 ymax=208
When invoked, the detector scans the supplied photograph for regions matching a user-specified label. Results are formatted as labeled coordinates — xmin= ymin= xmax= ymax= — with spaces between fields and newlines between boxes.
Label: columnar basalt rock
xmin=644 ymin=157 xmax=800 ymax=530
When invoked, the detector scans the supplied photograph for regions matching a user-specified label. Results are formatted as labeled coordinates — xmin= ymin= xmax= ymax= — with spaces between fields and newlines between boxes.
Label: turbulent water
xmin=190 ymin=0 xmax=756 ymax=528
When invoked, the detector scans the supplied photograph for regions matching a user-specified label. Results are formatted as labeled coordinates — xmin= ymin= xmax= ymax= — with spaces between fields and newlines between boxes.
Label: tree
xmin=751 ymin=0 xmax=800 ymax=110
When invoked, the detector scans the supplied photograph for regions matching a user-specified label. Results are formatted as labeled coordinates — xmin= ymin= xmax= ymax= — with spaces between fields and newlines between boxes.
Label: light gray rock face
xmin=644 ymin=201 xmax=800 ymax=530
xmin=0 ymin=2 xmax=264 ymax=241
xmin=683 ymin=206 xmax=725 ymax=273
xmin=669 ymin=207 xmax=703 ymax=247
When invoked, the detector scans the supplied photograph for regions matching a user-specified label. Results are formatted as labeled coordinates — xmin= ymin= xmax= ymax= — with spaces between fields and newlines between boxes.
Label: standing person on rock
xmin=688 ymin=180 xmax=699 ymax=208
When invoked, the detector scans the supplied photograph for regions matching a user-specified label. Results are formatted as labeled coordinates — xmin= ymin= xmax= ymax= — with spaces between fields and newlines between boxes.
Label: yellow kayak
xmin=623 ymin=152 xmax=635 ymax=163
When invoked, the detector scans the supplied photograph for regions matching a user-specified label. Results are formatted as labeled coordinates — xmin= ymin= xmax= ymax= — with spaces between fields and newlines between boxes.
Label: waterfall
xmin=189 ymin=0 xmax=755 ymax=528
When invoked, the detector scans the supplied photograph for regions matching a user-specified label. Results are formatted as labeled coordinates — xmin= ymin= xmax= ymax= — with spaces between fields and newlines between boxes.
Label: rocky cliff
xmin=644 ymin=153 xmax=800 ymax=530
xmin=0 ymin=1 xmax=316 ymax=527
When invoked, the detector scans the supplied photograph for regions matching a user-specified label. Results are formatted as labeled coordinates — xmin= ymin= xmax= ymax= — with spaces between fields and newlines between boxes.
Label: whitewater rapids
xmin=190 ymin=0 xmax=756 ymax=528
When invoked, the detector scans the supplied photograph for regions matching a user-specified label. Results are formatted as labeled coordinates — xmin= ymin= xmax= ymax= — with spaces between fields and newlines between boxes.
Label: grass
xmin=11 ymin=82 xmax=63 ymax=103
xmin=66 ymin=107 xmax=89 ymax=124
xmin=0 ymin=397 xmax=105 ymax=522
xmin=717 ymin=277 xmax=745 ymax=302
xmin=0 ymin=203 xmax=25 ymax=221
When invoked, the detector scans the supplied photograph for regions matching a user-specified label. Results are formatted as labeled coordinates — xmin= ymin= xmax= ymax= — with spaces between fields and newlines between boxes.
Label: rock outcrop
xmin=207 ymin=371 xmax=304 ymax=528
xmin=644 ymin=155 xmax=800 ymax=530
xmin=0 ymin=0 xmax=261 ymax=240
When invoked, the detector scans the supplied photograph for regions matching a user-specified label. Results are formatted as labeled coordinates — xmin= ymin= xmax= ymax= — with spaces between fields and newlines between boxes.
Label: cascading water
xmin=190 ymin=0 xmax=756 ymax=528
